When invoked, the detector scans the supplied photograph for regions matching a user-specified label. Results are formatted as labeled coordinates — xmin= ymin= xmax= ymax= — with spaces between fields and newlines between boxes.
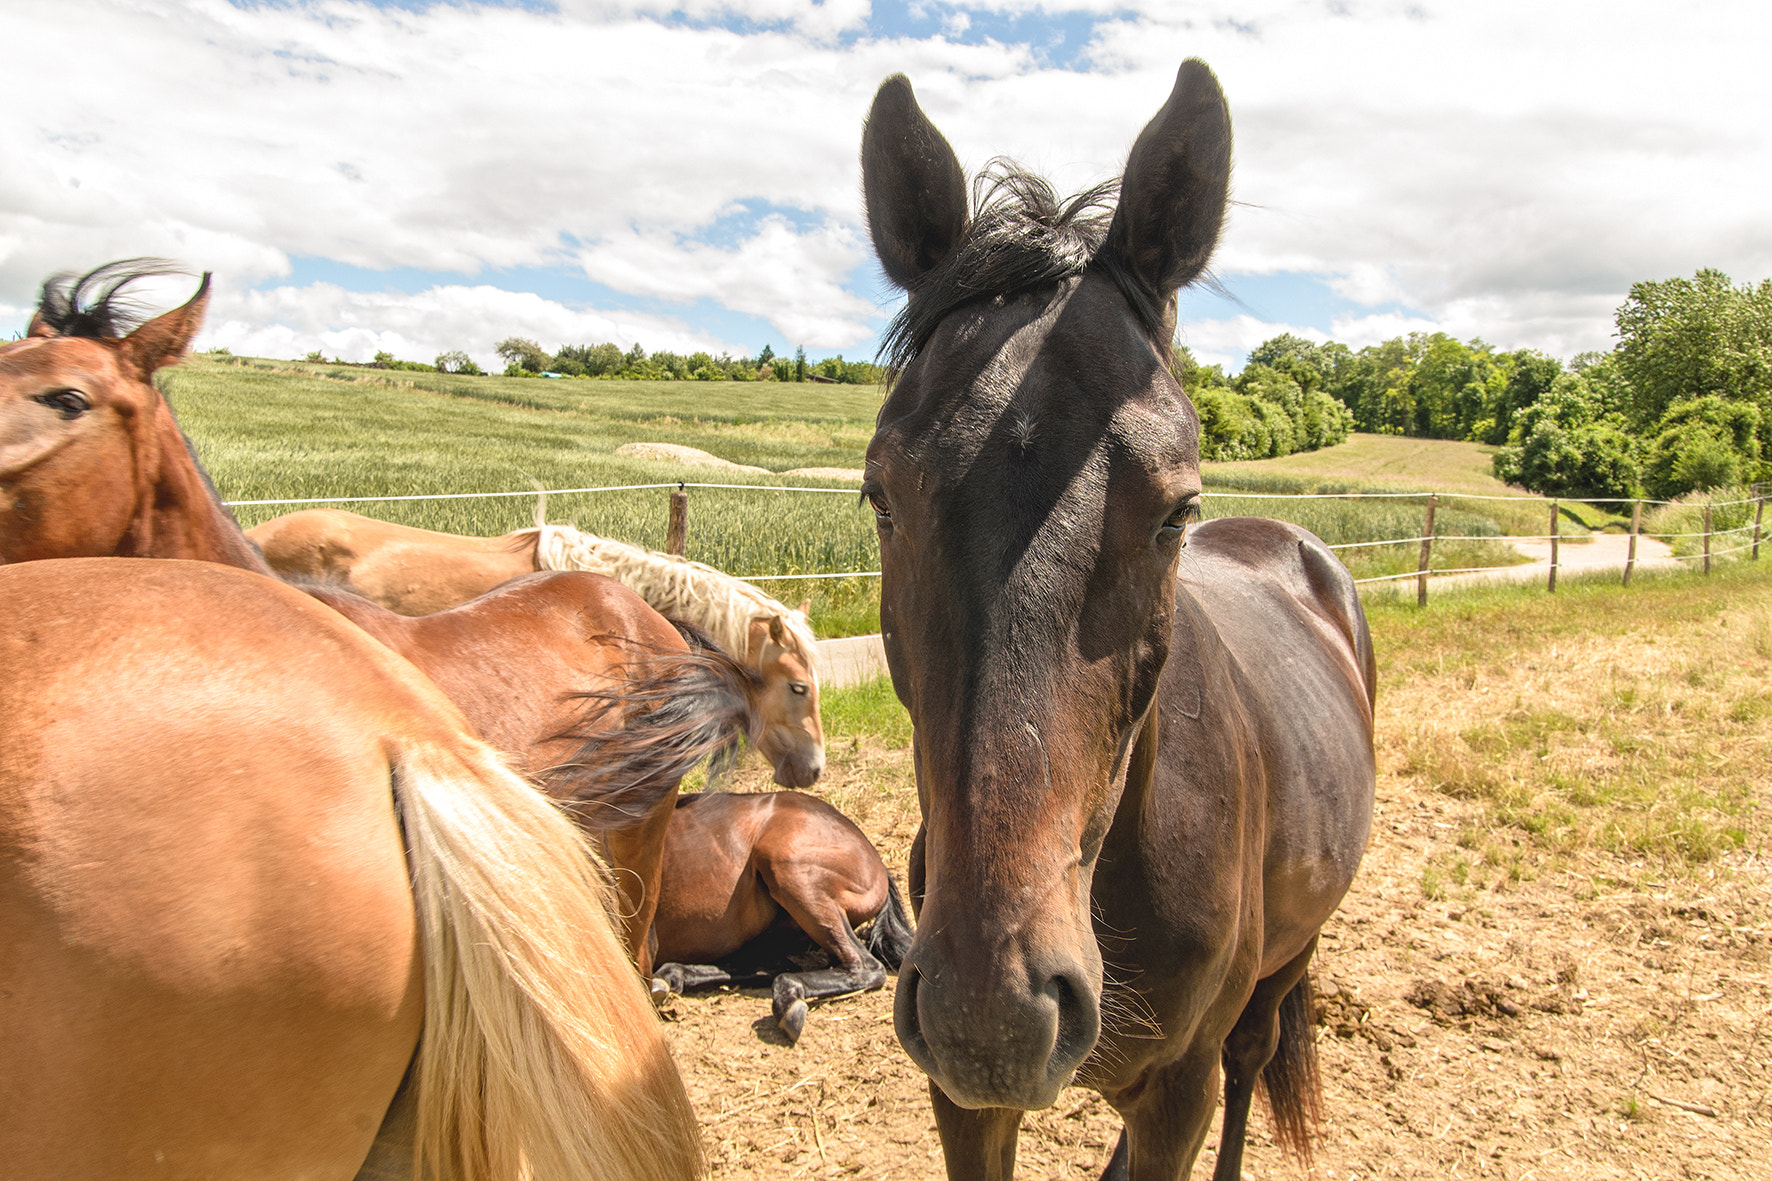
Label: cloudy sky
xmin=4 ymin=1 xmax=1769 ymax=372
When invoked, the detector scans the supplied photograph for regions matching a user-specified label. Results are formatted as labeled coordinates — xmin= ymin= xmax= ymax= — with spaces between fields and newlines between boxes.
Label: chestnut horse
xmin=249 ymin=509 xmax=827 ymax=788
xmin=0 ymin=558 xmax=701 ymax=1180
xmin=0 ymin=264 xmax=766 ymax=982
xmin=859 ymin=63 xmax=1376 ymax=1180
xmin=649 ymin=790 xmax=913 ymax=1043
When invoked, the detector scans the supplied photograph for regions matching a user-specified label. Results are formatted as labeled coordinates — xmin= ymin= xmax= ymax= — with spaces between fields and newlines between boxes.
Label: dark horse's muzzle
xmin=893 ymin=896 xmax=1102 ymax=1110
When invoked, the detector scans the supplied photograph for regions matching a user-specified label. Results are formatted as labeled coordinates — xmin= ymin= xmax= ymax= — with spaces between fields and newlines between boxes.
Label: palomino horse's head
xmin=750 ymin=604 xmax=827 ymax=788
xmin=861 ymin=62 xmax=1231 ymax=1110
xmin=0 ymin=261 xmax=212 ymax=564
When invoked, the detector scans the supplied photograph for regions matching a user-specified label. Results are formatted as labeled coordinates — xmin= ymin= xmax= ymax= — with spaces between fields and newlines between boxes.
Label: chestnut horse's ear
xmin=768 ymin=614 xmax=789 ymax=648
xmin=862 ymin=75 xmax=969 ymax=289
xmin=795 ymin=597 xmax=811 ymax=619
xmin=119 ymin=272 xmax=212 ymax=378
xmin=25 ymin=311 xmax=58 ymax=338
xmin=1104 ymin=59 xmax=1232 ymax=302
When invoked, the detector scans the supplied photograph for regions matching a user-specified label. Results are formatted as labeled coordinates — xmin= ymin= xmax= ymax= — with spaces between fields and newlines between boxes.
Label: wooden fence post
xmin=1416 ymin=494 xmax=1437 ymax=607
xmin=666 ymin=484 xmax=689 ymax=557
xmin=1623 ymin=499 xmax=1641 ymax=587
xmin=1548 ymin=500 xmax=1559 ymax=593
xmin=1754 ymin=484 xmax=1766 ymax=561
xmin=1703 ymin=501 xmax=1713 ymax=576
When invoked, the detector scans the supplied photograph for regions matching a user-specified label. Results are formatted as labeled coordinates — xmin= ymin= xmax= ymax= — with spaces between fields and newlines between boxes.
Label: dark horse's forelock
xmin=35 ymin=258 xmax=190 ymax=339
xmin=879 ymin=161 xmax=1166 ymax=373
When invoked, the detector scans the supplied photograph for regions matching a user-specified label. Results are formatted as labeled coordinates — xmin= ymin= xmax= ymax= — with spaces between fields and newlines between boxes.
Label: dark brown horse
xmin=859 ymin=63 xmax=1377 ymax=1179
xmin=648 ymin=790 xmax=913 ymax=1043
xmin=0 ymin=260 xmax=763 ymax=982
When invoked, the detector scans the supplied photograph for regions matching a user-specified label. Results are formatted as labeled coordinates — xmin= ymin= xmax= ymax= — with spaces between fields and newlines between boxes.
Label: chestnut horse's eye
xmin=36 ymin=389 xmax=90 ymax=420
xmin=789 ymin=682 xmax=809 ymax=697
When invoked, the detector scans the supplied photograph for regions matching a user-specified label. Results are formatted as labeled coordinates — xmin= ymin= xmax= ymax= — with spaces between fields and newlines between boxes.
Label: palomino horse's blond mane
xmin=523 ymin=521 xmax=819 ymax=671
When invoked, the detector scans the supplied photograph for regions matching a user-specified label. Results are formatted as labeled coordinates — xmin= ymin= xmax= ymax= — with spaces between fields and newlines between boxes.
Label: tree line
xmin=1191 ymin=268 xmax=1771 ymax=501
xmin=491 ymin=339 xmax=883 ymax=385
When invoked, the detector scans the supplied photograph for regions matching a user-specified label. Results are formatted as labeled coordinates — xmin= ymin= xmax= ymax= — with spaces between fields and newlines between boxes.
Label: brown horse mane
xmin=880 ymin=162 xmax=1140 ymax=372
xmin=32 ymin=258 xmax=193 ymax=339
xmin=548 ymin=643 xmax=764 ymax=833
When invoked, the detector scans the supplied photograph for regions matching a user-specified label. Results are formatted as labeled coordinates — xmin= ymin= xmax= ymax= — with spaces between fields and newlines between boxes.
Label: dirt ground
xmin=664 ymin=672 xmax=1771 ymax=1179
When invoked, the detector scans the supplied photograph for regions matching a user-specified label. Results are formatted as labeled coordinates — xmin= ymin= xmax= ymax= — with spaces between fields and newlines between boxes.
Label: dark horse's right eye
xmin=865 ymin=489 xmax=892 ymax=523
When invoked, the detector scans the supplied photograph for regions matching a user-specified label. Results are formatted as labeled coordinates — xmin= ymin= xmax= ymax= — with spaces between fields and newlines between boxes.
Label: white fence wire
xmin=222 ymin=480 xmax=1767 ymax=591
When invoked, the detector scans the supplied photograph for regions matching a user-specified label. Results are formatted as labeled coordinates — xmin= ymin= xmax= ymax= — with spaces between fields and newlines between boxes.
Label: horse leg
xmin=931 ymin=1085 xmax=1023 ymax=1181
xmin=1211 ymin=937 xmax=1319 ymax=1181
xmin=1106 ymin=1041 xmax=1224 ymax=1180
xmin=768 ymin=913 xmax=886 ymax=1043
xmin=650 ymin=961 xmax=771 ymax=1000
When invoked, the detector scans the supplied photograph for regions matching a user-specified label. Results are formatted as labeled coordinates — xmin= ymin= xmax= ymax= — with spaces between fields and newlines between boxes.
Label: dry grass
xmin=1371 ymin=561 xmax=1772 ymax=893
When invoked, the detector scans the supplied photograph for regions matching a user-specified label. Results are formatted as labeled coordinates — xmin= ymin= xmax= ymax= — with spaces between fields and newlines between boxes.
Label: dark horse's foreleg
xmin=932 ymin=1085 xmax=1023 ymax=1181
xmin=1211 ymin=937 xmax=1321 ymax=1181
xmin=1104 ymin=1040 xmax=1223 ymax=1180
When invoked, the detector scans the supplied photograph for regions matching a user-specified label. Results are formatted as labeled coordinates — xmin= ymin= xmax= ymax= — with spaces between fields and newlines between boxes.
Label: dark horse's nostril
xmin=1049 ymin=969 xmax=1099 ymax=1067
xmin=893 ymin=958 xmax=934 ymax=1067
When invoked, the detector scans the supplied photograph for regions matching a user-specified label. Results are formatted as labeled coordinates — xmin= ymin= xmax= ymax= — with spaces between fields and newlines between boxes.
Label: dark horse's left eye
xmin=1161 ymin=497 xmax=1202 ymax=539
xmin=36 ymin=389 xmax=90 ymax=420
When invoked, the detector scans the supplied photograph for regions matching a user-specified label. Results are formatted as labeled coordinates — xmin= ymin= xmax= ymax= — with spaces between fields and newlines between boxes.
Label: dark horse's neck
xmin=128 ymin=400 xmax=274 ymax=574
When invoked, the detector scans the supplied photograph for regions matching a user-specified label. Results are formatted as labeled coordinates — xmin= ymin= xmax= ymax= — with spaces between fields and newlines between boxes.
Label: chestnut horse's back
xmin=0 ymin=559 xmax=700 ymax=1181
xmin=248 ymin=508 xmax=536 ymax=614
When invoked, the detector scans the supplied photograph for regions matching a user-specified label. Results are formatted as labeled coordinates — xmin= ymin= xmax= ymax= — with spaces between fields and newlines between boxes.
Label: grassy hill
xmin=169 ymin=357 xmax=1603 ymax=633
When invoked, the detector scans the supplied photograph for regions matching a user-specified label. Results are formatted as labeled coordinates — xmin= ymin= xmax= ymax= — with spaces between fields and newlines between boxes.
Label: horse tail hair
xmin=1257 ymin=967 xmax=1323 ymax=1164
xmin=392 ymin=738 xmax=704 ymax=1181
xmin=865 ymin=872 xmax=916 ymax=970
xmin=547 ymin=643 xmax=765 ymax=833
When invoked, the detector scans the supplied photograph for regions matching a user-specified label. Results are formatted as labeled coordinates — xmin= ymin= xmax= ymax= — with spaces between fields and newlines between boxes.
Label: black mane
xmin=34 ymin=258 xmax=190 ymax=339
xmin=880 ymin=161 xmax=1167 ymax=372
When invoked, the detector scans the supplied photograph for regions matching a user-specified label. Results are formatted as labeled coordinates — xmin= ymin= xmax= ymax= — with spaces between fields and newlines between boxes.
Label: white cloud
xmin=3 ymin=1 xmax=1770 ymax=363
xmin=573 ymin=215 xmax=879 ymax=345
xmin=1178 ymin=314 xmax=1324 ymax=372
xmin=202 ymin=280 xmax=748 ymax=369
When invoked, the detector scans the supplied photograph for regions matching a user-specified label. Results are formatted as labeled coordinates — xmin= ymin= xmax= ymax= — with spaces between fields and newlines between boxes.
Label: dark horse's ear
xmin=120 ymin=272 xmax=212 ymax=379
xmin=1104 ymin=59 xmax=1232 ymax=302
xmin=862 ymin=75 xmax=969 ymax=289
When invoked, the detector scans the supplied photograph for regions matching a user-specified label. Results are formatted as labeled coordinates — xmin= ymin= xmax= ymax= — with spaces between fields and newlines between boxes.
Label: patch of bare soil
xmin=666 ymin=706 xmax=1771 ymax=1180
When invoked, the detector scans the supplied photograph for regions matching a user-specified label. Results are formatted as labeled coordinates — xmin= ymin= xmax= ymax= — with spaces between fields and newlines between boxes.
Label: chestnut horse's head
xmin=750 ymin=605 xmax=827 ymax=788
xmin=0 ymin=261 xmax=212 ymax=563
xmin=861 ymin=62 xmax=1231 ymax=1110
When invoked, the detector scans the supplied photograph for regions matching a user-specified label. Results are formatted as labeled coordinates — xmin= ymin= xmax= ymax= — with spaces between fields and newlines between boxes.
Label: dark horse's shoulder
xmin=1181 ymin=515 xmax=1376 ymax=715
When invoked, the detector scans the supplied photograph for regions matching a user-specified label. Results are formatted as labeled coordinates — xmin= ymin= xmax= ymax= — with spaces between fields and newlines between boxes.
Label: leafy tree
xmin=1480 ymin=349 xmax=1562 ymax=445
xmin=757 ymin=344 xmax=775 ymax=367
xmin=434 ymin=350 xmax=481 ymax=375
xmin=1614 ymin=269 xmax=1772 ymax=436
xmin=794 ymin=345 xmax=807 ymax=383
xmin=495 ymin=337 xmax=549 ymax=373
xmin=1642 ymin=396 xmax=1763 ymax=500
xmin=1492 ymin=372 xmax=1639 ymax=499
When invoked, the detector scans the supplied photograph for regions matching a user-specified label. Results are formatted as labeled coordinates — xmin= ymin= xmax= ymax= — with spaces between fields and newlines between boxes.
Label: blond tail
xmin=393 ymin=739 xmax=703 ymax=1181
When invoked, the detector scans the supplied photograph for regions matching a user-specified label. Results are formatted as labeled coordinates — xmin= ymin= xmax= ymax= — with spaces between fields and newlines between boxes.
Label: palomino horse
xmin=0 ymin=263 xmax=765 ymax=982
xmin=0 ymin=558 xmax=701 ymax=1180
xmin=298 ymin=575 xmax=763 ymax=975
xmin=859 ymin=63 xmax=1376 ymax=1179
xmin=649 ymin=790 xmax=913 ymax=1043
xmin=250 ymin=510 xmax=827 ymax=788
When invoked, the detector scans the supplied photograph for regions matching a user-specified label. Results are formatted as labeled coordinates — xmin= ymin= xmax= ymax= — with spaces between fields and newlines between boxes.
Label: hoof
xmin=650 ymin=976 xmax=671 ymax=1003
xmin=777 ymin=998 xmax=808 ymax=1044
